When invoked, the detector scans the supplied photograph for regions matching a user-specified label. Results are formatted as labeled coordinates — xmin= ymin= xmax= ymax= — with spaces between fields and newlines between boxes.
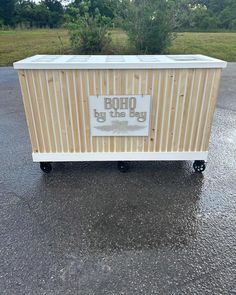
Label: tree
xmin=15 ymin=0 xmax=36 ymax=27
xmin=42 ymin=0 xmax=64 ymax=27
xmin=123 ymin=0 xmax=174 ymax=54
xmin=68 ymin=1 xmax=112 ymax=54
xmin=15 ymin=0 xmax=64 ymax=28
xmin=67 ymin=0 xmax=116 ymax=19
xmin=219 ymin=1 xmax=236 ymax=30
xmin=0 ymin=0 xmax=16 ymax=26
xmin=43 ymin=0 xmax=63 ymax=13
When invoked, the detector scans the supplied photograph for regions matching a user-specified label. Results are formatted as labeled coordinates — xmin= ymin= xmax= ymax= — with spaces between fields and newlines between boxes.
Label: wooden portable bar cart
xmin=14 ymin=54 xmax=227 ymax=173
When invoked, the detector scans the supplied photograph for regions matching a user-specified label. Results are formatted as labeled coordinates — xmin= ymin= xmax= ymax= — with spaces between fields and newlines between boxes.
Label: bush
xmin=123 ymin=0 xmax=174 ymax=54
xmin=69 ymin=7 xmax=112 ymax=54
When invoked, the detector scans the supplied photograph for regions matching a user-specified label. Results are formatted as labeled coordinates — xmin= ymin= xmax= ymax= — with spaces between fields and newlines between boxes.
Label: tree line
xmin=0 ymin=0 xmax=236 ymax=31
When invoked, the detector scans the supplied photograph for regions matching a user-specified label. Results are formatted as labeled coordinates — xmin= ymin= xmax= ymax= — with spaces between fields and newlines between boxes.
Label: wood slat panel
xmin=18 ymin=70 xmax=39 ymax=152
xmin=18 ymin=68 xmax=222 ymax=154
xmin=202 ymin=69 xmax=222 ymax=151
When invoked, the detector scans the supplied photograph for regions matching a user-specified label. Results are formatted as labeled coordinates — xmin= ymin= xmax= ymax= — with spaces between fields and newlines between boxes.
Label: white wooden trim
xmin=32 ymin=151 xmax=208 ymax=162
xmin=14 ymin=54 xmax=227 ymax=70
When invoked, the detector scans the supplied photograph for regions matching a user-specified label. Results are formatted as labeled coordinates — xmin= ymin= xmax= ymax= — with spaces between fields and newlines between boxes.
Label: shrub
xmin=68 ymin=6 xmax=112 ymax=54
xmin=123 ymin=0 xmax=174 ymax=54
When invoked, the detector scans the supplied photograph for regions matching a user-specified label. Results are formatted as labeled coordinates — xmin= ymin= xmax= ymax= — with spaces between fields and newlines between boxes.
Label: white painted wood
xmin=14 ymin=54 xmax=227 ymax=70
xmin=32 ymin=151 xmax=208 ymax=162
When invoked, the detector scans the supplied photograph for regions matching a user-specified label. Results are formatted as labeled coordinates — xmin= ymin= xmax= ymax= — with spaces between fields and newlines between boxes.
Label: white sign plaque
xmin=89 ymin=95 xmax=151 ymax=136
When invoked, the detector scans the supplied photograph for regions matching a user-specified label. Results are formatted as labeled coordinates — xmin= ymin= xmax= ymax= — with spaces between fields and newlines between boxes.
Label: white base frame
xmin=32 ymin=152 xmax=208 ymax=162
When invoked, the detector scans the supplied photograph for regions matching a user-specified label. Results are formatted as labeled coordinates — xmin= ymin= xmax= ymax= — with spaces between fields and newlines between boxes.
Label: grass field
xmin=0 ymin=29 xmax=235 ymax=66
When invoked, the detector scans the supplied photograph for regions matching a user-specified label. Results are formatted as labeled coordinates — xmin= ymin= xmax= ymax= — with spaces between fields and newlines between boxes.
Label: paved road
xmin=0 ymin=65 xmax=236 ymax=295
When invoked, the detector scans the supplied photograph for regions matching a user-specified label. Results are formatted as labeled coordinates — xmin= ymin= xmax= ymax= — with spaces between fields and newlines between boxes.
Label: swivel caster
xmin=40 ymin=162 xmax=52 ymax=173
xmin=193 ymin=160 xmax=206 ymax=173
xmin=117 ymin=161 xmax=129 ymax=173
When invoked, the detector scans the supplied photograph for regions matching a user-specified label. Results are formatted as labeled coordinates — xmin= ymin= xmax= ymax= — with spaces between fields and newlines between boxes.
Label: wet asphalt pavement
xmin=0 ymin=65 xmax=236 ymax=295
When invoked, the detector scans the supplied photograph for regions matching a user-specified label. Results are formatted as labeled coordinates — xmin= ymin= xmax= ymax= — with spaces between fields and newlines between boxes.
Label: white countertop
xmin=13 ymin=54 xmax=227 ymax=70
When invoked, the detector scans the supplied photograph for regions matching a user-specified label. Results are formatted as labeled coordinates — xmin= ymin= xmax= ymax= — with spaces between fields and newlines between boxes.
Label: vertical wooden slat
xmin=199 ymin=70 xmax=215 ymax=151
xmin=111 ymin=70 xmax=116 ymax=152
xmin=137 ymin=70 xmax=143 ymax=152
xmin=171 ymin=71 xmax=184 ymax=151
xmin=142 ymin=70 xmax=149 ymax=152
xmin=42 ymin=71 xmax=54 ymax=152
xmin=123 ymin=71 xmax=128 ymax=152
xmin=59 ymin=70 xmax=74 ymax=152
xmin=120 ymin=70 xmax=125 ymax=152
xmin=157 ymin=70 xmax=168 ymax=151
xmin=108 ymin=70 xmax=114 ymax=152
xmin=202 ymin=69 xmax=221 ymax=151
xmin=194 ymin=69 xmax=210 ymax=151
xmin=167 ymin=70 xmax=180 ymax=151
xmin=162 ymin=71 xmax=174 ymax=151
xmin=72 ymin=70 xmax=81 ymax=152
xmin=140 ymin=70 xmax=149 ymax=152
xmin=100 ymin=69 xmax=109 ymax=152
xmin=176 ymin=70 xmax=189 ymax=151
xmin=98 ymin=70 xmax=104 ymax=152
xmin=190 ymin=70 xmax=208 ymax=151
xmin=81 ymin=71 xmax=92 ymax=152
xmin=94 ymin=70 xmax=102 ymax=152
xmin=18 ymin=70 xmax=39 ymax=152
xmin=185 ymin=69 xmax=202 ymax=151
xmin=132 ymin=71 xmax=140 ymax=152
xmin=52 ymin=70 xmax=69 ymax=152
xmin=85 ymin=71 xmax=93 ymax=152
xmin=46 ymin=70 xmax=63 ymax=152
xmin=31 ymin=72 xmax=46 ymax=152
xmin=189 ymin=70 xmax=204 ymax=151
xmin=74 ymin=70 xmax=85 ymax=152
xmin=65 ymin=71 xmax=76 ymax=152
xmin=179 ymin=69 xmax=194 ymax=152
xmin=25 ymin=71 xmax=44 ymax=152
xmin=144 ymin=69 xmax=154 ymax=152
xmin=68 ymin=70 xmax=80 ymax=152
xmin=182 ymin=69 xmax=196 ymax=151
xmin=87 ymin=70 xmax=94 ymax=152
xmin=126 ymin=70 xmax=133 ymax=152
xmin=153 ymin=70 xmax=162 ymax=152
xmin=116 ymin=70 xmax=122 ymax=152
xmin=18 ymin=68 xmax=222 ymax=155
xmin=196 ymin=69 xmax=216 ymax=151
xmin=37 ymin=71 xmax=52 ymax=152
xmin=91 ymin=71 xmax=97 ymax=151
xmin=164 ymin=69 xmax=175 ymax=152
xmin=78 ymin=71 xmax=87 ymax=152
xmin=148 ymin=70 xmax=158 ymax=152
xmin=105 ymin=70 xmax=111 ymax=153
xmin=32 ymin=71 xmax=51 ymax=152
xmin=52 ymin=71 xmax=64 ymax=152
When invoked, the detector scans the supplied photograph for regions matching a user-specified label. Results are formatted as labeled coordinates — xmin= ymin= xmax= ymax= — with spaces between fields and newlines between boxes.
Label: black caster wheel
xmin=40 ymin=162 xmax=52 ymax=173
xmin=193 ymin=160 xmax=206 ymax=173
xmin=117 ymin=161 xmax=129 ymax=173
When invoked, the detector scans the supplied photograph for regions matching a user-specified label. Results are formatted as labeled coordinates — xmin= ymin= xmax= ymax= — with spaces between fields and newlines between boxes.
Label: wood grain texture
xmin=17 ymin=68 xmax=222 ymax=154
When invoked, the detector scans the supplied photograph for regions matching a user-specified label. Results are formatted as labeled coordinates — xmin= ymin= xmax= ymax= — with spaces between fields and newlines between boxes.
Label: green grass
xmin=0 ymin=29 xmax=235 ymax=66
xmin=168 ymin=32 xmax=236 ymax=61
xmin=0 ymin=29 xmax=71 ymax=66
